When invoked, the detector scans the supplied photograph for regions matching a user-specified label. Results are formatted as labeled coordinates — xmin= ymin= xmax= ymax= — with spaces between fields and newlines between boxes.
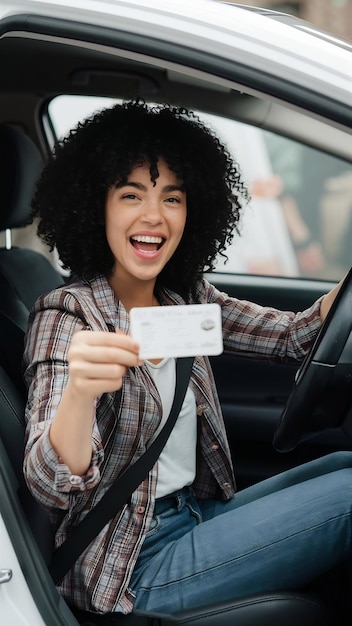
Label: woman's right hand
xmin=66 ymin=328 xmax=142 ymax=400
xmin=49 ymin=329 xmax=142 ymax=475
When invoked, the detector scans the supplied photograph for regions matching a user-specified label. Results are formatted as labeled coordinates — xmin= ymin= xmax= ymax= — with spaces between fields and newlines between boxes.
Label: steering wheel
xmin=273 ymin=268 xmax=352 ymax=453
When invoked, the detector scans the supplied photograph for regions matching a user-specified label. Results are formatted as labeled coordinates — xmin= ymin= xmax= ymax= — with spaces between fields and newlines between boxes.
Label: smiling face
xmin=105 ymin=158 xmax=187 ymax=302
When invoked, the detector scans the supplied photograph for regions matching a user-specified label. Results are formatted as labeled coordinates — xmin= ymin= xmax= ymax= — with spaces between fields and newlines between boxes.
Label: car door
xmin=209 ymin=273 xmax=342 ymax=490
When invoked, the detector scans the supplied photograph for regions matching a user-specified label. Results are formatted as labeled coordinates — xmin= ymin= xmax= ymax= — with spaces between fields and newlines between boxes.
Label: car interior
xmin=0 ymin=6 xmax=351 ymax=625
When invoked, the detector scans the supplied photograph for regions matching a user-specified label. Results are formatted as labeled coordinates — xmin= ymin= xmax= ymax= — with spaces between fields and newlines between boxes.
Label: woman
xmin=23 ymin=100 xmax=349 ymax=620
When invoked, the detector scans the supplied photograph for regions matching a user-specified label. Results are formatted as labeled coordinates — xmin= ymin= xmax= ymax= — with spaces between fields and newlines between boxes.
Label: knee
xmin=318 ymin=451 xmax=352 ymax=472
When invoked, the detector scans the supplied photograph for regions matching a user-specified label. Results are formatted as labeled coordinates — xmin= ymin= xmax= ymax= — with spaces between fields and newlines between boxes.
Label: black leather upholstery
xmin=71 ymin=593 xmax=332 ymax=625
xmin=0 ymin=123 xmax=43 ymax=230
xmin=0 ymin=123 xmax=64 ymax=390
xmin=0 ymin=366 xmax=53 ymax=560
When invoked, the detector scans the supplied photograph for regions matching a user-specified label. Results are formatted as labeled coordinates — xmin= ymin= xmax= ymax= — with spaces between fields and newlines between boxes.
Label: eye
xmin=165 ymin=196 xmax=182 ymax=204
xmin=122 ymin=193 xmax=138 ymax=200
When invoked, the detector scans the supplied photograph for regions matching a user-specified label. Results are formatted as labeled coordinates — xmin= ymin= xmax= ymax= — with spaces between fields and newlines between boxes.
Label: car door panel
xmin=208 ymin=272 xmax=352 ymax=489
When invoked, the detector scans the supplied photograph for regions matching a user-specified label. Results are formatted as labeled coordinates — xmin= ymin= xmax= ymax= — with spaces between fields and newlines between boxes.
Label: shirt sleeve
xmin=23 ymin=291 xmax=104 ymax=511
xmin=198 ymin=279 xmax=323 ymax=362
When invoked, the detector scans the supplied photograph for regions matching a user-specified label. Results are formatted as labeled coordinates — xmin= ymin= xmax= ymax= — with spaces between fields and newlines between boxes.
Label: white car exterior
xmin=1 ymin=0 xmax=351 ymax=118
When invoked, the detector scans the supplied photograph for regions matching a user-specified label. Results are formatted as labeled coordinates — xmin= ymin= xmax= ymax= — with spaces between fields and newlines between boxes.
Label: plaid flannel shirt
xmin=23 ymin=274 xmax=323 ymax=613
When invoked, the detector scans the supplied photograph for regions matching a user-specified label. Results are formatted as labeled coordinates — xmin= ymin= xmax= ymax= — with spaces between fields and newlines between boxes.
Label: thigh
xmin=131 ymin=466 xmax=352 ymax=614
xmin=201 ymin=450 xmax=352 ymax=520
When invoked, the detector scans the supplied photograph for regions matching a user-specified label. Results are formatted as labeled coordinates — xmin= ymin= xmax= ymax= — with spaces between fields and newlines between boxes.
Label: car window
xmin=48 ymin=95 xmax=352 ymax=282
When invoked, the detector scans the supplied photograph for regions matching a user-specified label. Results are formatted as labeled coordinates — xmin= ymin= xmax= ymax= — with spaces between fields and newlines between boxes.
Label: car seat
xmin=0 ymin=124 xmax=335 ymax=626
xmin=0 ymin=123 xmax=64 ymax=393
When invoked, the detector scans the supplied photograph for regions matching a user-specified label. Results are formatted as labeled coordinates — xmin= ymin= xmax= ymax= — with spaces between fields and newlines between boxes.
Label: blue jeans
xmin=128 ymin=451 xmax=352 ymax=613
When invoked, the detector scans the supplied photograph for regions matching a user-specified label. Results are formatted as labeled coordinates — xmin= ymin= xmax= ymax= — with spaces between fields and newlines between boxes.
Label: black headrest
xmin=0 ymin=124 xmax=43 ymax=231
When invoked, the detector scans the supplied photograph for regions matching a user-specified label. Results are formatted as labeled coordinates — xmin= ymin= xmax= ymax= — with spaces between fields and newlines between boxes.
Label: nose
xmin=141 ymin=198 xmax=163 ymax=224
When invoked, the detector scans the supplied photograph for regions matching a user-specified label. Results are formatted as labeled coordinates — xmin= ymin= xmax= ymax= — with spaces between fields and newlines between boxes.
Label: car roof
xmin=0 ymin=0 xmax=351 ymax=161
xmin=2 ymin=0 xmax=351 ymax=93
xmin=227 ymin=2 xmax=352 ymax=48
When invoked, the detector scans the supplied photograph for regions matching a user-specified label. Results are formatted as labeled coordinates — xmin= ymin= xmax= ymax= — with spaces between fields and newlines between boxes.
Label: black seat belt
xmin=49 ymin=356 xmax=194 ymax=585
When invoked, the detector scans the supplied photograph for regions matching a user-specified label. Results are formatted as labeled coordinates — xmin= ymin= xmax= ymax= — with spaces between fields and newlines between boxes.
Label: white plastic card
xmin=130 ymin=303 xmax=223 ymax=360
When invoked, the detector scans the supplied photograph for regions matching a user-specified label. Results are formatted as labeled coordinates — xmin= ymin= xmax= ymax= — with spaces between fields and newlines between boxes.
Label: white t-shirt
xmin=145 ymin=358 xmax=197 ymax=499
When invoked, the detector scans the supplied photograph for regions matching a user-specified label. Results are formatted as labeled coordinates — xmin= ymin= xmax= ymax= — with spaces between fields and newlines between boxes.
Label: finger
xmin=73 ymin=329 xmax=140 ymax=353
xmin=67 ymin=371 xmax=126 ymax=396
xmin=69 ymin=343 xmax=141 ymax=367
xmin=69 ymin=360 xmax=127 ymax=381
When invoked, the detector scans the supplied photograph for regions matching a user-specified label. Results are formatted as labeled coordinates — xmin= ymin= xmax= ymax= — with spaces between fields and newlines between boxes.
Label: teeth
xmin=132 ymin=235 xmax=163 ymax=243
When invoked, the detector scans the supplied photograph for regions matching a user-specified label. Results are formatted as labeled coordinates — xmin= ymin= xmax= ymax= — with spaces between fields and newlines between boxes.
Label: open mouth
xmin=130 ymin=235 xmax=165 ymax=252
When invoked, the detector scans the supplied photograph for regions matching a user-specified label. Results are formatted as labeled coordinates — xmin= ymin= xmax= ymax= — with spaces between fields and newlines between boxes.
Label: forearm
xmin=320 ymin=277 xmax=344 ymax=322
xmin=49 ymin=382 xmax=96 ymax=476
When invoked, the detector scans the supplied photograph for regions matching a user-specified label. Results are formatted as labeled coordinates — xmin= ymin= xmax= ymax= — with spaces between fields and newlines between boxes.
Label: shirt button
xmin=222 ymin=482 xmax=230 ymax=488
xmin=136 ymin=506 xmax=145 ymax=514
xmin=211 ymin=444 xmax=219 ymax=450
xmin=69 ymin=475 xmax=83 ymax=486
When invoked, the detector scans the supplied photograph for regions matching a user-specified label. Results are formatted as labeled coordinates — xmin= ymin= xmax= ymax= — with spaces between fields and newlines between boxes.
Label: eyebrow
xmin=115 ymin=181 xmax=185 ymax=193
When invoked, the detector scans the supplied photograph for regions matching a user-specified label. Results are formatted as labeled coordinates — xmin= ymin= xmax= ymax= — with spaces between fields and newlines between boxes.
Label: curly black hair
xmin=32 ymin=99 xmax=249 ymax=298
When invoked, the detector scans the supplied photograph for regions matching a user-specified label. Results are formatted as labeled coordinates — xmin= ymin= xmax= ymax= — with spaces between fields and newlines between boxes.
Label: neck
xmin=108 ymin=275 xmax=159 ymax=312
